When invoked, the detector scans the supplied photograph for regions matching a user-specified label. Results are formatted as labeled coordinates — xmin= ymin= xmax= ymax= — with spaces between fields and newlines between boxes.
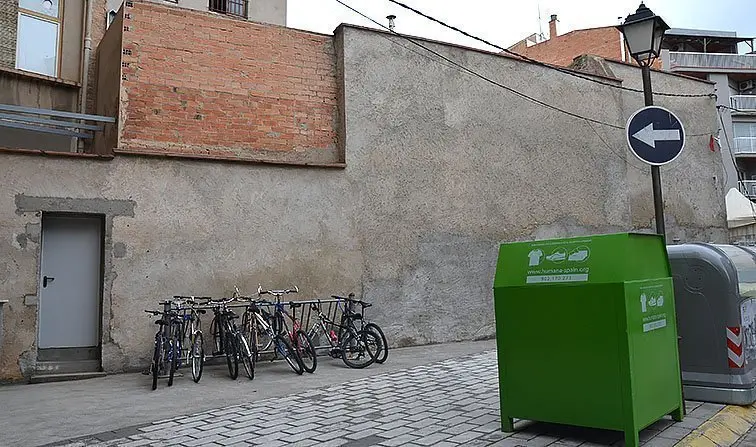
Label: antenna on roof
xmin=537 ymin=4 xmax=544 ymax=42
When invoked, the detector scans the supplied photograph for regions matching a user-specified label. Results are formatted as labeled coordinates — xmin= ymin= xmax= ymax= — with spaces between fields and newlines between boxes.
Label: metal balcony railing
xmin=209 ymin=0 xmax=247 ymax=18
xmin=731 ymin=95 xmax=756 ymax=112
xmin=669 ymin=52 xmax=756 ymax=71
xmin=740 ymin=180 xmax=756 ymax=197
xmin=733 ymin=137 xmax=756 ymax=154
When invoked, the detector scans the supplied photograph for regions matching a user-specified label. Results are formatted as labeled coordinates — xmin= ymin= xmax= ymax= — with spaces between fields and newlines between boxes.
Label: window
xmin=16 ymin=0 xmax=61 ymax=77
xmin=209 ymin=0 xmax=247 ymax=18
xmin=734 ymin=122 xmax=756 ymax=154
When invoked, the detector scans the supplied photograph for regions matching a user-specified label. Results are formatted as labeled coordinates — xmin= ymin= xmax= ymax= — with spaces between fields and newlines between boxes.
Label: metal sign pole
xmin=641 ymin=65 xmax=666 ymax=238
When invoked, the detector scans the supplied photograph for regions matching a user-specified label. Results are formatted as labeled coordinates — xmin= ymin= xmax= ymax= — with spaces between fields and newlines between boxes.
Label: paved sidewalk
xmin=41 ymin=350 xmax=744 ymax=447
xmin=0 ymin=340 xmax=494 ymax=447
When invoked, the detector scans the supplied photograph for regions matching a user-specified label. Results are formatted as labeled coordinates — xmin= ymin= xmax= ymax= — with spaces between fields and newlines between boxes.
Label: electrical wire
xmin=386 ymin=0 xmax=715 ymax=99
xmin=333 ymin=0 xmax=626 ymax=129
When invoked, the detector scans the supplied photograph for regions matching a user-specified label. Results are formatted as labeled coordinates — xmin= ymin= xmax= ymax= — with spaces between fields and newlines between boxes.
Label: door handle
xmin=43 ymin=276 xmax=55 ymax=288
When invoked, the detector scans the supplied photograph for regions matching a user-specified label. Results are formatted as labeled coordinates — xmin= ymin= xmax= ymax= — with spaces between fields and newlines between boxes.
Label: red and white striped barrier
xmin=727 ymin=326 xmax=744 ymax=368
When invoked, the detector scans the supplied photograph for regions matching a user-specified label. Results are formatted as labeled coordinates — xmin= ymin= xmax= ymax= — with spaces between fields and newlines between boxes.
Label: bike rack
xmin=161 ymin=297 xmax=360 ymax=362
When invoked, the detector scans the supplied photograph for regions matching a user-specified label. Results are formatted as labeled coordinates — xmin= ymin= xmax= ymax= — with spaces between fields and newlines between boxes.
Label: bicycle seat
xmin=154 ymin=319 xmax=167 ymax=325
xmin=289 ymin=301 xmax=303 ymax=308
xmin=343 ymin=313 xmax=362 ymax=320
xmin=331 ymin=295 xmax=346 ymax=300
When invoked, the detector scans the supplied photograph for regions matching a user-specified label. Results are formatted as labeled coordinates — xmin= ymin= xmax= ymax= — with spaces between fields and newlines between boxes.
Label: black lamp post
xmin=617 ymin=3 xmax=670 ymax=237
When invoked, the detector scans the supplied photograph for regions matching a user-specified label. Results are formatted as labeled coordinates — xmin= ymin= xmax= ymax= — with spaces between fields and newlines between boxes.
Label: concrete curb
xmin=676 ymin=404 xmax=756 ymax=447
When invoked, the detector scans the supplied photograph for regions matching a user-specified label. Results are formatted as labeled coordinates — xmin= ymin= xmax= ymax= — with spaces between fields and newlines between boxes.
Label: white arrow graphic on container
xmin=632 ymin=123 xmax=681 ymax=149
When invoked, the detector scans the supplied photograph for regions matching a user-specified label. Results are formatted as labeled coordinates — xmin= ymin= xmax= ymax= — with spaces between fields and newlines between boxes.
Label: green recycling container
xmin=493 ymin=233 xmax=684 ymax=447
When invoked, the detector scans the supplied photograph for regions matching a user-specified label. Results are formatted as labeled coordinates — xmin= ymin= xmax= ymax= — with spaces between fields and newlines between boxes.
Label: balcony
xmin=733 ymin=137 xmax=756 ymax=155
xmin=740 ymin=180 xmax=756 ymax=198
xmin=731 ymin=95 xmax=756 ymax=113
xmin=669 ymin=51 xmax=756 ymax=73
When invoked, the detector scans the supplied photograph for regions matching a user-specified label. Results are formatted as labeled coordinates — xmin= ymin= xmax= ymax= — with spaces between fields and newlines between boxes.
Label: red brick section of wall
xmin=518 ymin=27 xmax=624 ymax=67
xmin=118 ymin=1 xmax=340 ymax=165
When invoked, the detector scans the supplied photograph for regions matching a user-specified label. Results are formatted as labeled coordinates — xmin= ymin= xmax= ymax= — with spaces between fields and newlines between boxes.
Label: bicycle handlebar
xmin=257 ymin=284 xmax=299 ymax=296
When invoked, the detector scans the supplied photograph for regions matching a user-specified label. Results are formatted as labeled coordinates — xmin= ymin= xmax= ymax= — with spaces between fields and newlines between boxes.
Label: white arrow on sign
xmin=632 ymin=123 xmax=681 ymax=149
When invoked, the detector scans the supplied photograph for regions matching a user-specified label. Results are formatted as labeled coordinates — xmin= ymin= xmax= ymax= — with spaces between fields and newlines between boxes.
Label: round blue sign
xmin=625 ymin=106 xmax=685 ymax=166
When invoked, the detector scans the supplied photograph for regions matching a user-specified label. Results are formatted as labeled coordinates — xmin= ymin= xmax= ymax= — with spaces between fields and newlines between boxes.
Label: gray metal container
xmin=667 ymin=243 xmax=756 ymax=405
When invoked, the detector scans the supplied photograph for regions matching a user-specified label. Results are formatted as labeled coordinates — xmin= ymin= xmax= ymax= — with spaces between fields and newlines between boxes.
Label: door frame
xmin=36 ymin=212 xmax=106 ymax=365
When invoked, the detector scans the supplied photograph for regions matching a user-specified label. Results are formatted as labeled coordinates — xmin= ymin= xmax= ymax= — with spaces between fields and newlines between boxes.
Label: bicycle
xmin=205 ymin=296 xmax=255 ymax=380
xmin=343 ymin=295 xmax=389 ymax=364
xmin=238 ymin=287 xmax=305 ymax=375
xmin=171 ymin=296 xmax=208 ymax=383
xmin=144 ymin=305 xmax=182 ymax=390
xmin=258 ymin=291 xmax=318 ymax=374
xmin=308 ymin=296 xmax=381 ymax=369
xmin=257 ymin=285 xmax=316 ymax=373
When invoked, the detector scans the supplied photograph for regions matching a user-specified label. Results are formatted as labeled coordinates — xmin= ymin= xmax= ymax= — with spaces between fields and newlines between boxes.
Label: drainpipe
xmin=77 ymin=0 xmax=94 ymax=153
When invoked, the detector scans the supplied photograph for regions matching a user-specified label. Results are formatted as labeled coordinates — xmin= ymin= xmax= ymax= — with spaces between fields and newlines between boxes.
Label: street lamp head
xmin=616 ymin=2 xmax=669 ymax=66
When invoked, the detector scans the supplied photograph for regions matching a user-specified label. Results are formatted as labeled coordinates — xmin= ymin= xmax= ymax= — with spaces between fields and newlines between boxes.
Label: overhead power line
xmin=386 ymin=0 xmax=715 ymax=99
xmin=333 ymin=0 xmax=625 ymax=129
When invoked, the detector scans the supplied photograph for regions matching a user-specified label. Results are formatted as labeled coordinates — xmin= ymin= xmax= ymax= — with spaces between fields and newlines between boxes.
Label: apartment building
xmin=659 ymin=30 xmax=756 ymax=198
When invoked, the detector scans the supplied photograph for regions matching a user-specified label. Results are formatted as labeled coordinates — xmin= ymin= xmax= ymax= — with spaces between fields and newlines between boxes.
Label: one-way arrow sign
xmin=626 ymin=106 xmax=686 ymax=166
xmin=632 ymin=123 xmax=681 ymax=149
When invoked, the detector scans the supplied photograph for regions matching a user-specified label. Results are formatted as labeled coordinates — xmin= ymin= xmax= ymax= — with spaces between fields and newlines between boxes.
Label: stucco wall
xmin=0 ymin=26 xmax=726 ymax=380
xmin=93 ymin=9 xmax=123 ymax=155
xmin=338 ymin=27 xmax=725 ymax=344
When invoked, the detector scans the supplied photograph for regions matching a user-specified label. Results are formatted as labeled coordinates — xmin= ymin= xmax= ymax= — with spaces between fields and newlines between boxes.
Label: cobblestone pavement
xmin=49 ymin=350 xmax=736 ymax=447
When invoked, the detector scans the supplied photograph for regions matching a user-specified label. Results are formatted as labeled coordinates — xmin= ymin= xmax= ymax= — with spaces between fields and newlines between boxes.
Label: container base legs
xmin=671 ymin=406 xmax=684 ymax=422
xmin=501 ymin=417 xmax=514 ymax=432
xmin=624 ymin=429 xmax=640 ymax=447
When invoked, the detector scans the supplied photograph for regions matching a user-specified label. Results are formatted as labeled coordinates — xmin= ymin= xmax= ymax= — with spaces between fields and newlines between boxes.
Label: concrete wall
xmin=60 ymin=0 xmax=84 ymax=82
xmin=339 ymin=27 xmax=724 ymax=345
xmin=93 ymin=9 xmax=123 ymax=155
xmin=0 ymin=25 xmax=726 ymax=380
xmin=708 ymin=73 xmax=739 ymax=191
xmin=0 ymin=69 xmax=79 ymax=152
xmin=126 ymin=0 xmax=287 ymax=25
xmin=247 ymin=0 xmax=285 ymax=26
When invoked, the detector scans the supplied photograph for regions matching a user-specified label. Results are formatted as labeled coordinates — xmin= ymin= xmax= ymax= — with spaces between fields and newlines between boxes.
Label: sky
xmin=287 ymin=0 xmax=756 ymax=53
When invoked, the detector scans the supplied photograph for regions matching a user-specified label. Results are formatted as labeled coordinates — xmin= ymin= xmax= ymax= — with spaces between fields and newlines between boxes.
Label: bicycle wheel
xmin=294 ymin=329 xmax=317 ymax=373
xmin=275 ymin=335 xmax=304 ymax=375
xmin=225 ymin=329 xmax=239 ymax=379
xmin=364 ymin=323 xmax=388 ymax=364
xmin=151 ymin=334 xmax=162 ymax=390
xmin=168 ymin=333 xmax=178 ymax=387
xmin=190 ymin=331 xmax=204 ymax=383
xmin=341 ymin=329 xmax=380 ymax=369
xmin=237 ymin=332 xmax=255 ymax=380
xmin=210 ymin=317 xmax=222 ymax=355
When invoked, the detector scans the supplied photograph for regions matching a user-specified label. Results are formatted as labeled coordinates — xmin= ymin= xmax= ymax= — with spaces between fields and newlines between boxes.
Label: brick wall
xmin=117 ymin=1 xmax=340 ymax=164
xmin=0 ymin=0 xmax=18 ymax=69
xmin=518 ymin=27 xmax=624 ymax=67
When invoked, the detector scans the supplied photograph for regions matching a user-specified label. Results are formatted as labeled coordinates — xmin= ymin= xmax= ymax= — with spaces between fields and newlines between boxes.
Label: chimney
xmin=387 ymin=15 xmax=396 ymax=31
xmin=549 ymin=14 xmax=558 ymax=40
